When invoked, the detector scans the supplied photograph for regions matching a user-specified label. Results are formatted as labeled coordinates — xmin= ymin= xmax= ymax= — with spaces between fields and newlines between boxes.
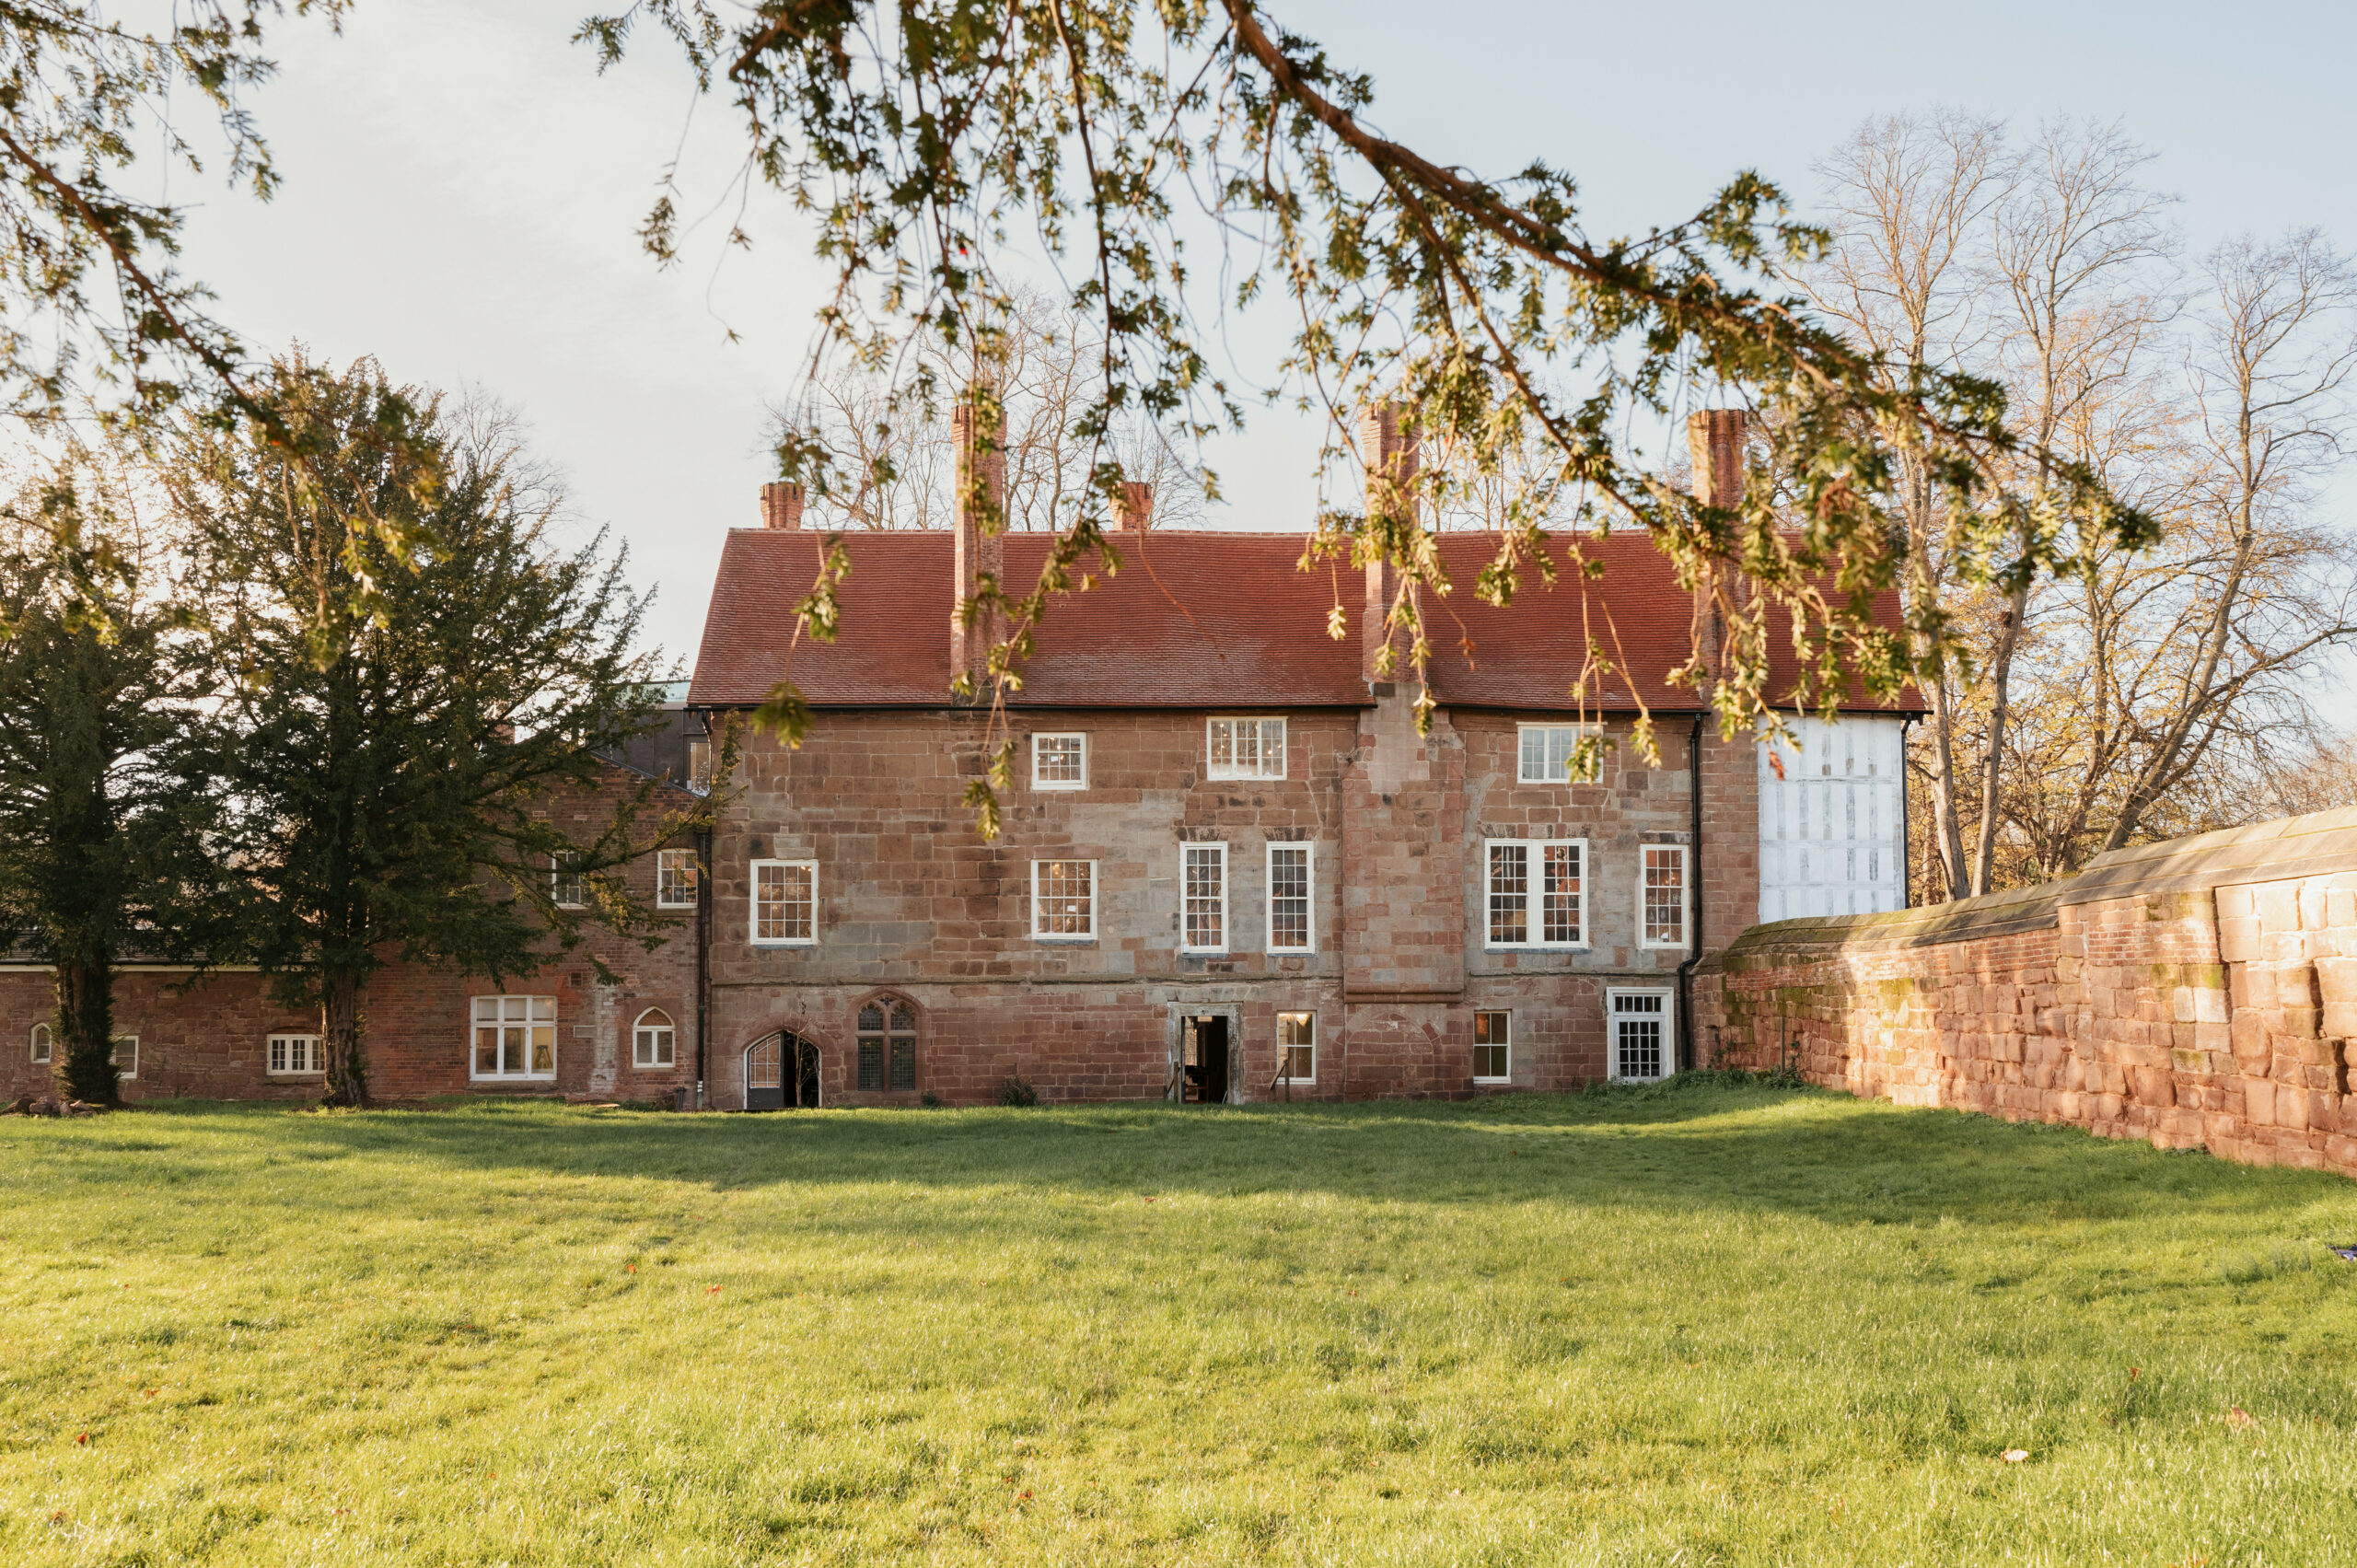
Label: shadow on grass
xmin=107 ymin=1082 xmax=2356 ymax=1235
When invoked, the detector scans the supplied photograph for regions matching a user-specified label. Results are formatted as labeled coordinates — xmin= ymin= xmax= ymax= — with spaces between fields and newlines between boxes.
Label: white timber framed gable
xmin=1758 ymin=714 xmax=1906 ymax=920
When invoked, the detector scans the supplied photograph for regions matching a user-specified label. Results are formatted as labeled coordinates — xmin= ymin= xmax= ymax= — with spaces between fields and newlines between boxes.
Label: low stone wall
xmin=1694 ymin=807 xmax=2357 ymax=1176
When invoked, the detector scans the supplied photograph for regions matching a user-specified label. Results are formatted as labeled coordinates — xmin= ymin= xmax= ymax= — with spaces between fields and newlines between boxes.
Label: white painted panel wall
xmin=1758 ymin=715 xmax=1906 ymax=922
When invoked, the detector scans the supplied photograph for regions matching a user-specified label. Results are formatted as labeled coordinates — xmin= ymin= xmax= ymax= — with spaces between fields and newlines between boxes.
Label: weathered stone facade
xmin=697 ymin=691 xmax=1760 ymax=1108
xmin=1696 ymin=807 xmax=2357 ymax=1176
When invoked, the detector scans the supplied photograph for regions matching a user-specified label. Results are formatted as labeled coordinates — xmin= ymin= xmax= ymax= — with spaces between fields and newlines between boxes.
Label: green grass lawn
xmin=6 ymin=1082 xmax=2357 ymax=1566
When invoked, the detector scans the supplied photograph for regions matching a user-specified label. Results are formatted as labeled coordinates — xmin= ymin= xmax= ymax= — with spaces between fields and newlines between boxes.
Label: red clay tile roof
xmin=688 ymin=528 xmax=1921 ymax=714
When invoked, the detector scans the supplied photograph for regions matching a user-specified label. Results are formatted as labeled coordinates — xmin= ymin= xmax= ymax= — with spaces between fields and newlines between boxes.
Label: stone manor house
xmin=0 ymin=410 xmax=1915 ymax=1109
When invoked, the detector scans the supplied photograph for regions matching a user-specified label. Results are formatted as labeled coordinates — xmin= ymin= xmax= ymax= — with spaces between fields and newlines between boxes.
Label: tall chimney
xmin=1360 ymin=401 xmax=1420 ymax=686
xmin=1108 ymin=481 xmax=1153 ymax=533
xmin=1686 ymin=409 xmax=1743 ymax=509
xmin=759 ymin=481 xmax=805 ymax=530
xmin=1685 ymin=409 xmax=1746 ymax=684
xmin=951 ymin=388 xmax=1006 ymax=689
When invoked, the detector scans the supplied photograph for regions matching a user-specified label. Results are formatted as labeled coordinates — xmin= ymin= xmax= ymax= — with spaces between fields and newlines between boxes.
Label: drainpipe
xmin=693 ymin=744 xmax=713 ymax=1109
xmin=1677 ymin=709 xmax=1705 ymax=1073
xmin=1898 ymin=715 xmax=1913 ymax=910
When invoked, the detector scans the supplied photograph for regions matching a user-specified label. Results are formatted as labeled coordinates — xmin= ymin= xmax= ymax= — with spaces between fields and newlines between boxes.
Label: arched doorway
xmin=744 ymin=1033 xmax=822 ymax=1109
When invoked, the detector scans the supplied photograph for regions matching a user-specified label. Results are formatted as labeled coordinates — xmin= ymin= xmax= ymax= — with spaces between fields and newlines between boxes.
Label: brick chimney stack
xmin=1360 ymin=401 xmax=1420 ymax=686
xmin=951 ymin=387 xmax=1006 ymax=689
xmin=1685 ymin=409 xmax=1746 ymax=684
xmin=1107 ymin=481 xmax=1153 ymax=533
xmin=1686 ymin=409 xmax=1743 ymax=509
xmin=759 ymin=481 xmax=805 ymax=530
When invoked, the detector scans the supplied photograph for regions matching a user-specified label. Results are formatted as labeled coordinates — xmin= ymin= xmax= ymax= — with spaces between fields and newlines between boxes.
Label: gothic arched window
xmin=855 ymin=999 xmax=918 ymax=1091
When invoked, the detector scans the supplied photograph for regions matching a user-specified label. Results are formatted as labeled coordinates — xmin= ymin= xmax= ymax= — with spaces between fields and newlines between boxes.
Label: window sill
xmin=1472 ymin=1076 xmax=1512 ymax=1086
xmin=265 ymin=1072 xmax=325 ymax=1080
xmin=1483 ymin=945 xmax=1590 ymax=954
xmin=1032 ymin=782 xmax=1088 ymax=793
xmin=656 ymin=900 xmax=697 ymax=911
xmin=751 ymin=940 xmax=818 ymax=949
xmin=1033 ymin=935 xmax=1097 ymax=945
xmin=1637 ymin=943 xmax=1691 ymax=953
xmin=470 ymin=1074 xmax=557 ymax=1085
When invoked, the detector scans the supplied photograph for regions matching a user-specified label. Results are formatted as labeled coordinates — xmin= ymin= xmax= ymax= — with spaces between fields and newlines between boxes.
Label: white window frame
xmin=267 ymin=1033 xmax=323 ymax=1076
xmin=550 ymin=854 xmax=587 ymax=911
xmin=1206 ymin=716 xmax=1286 ymax=781
xmin=1031 ymin=858 xmax=1097 ymax=942
xmin=633 ymin=1008 xmax=677 ymax=1069
xmin=470 ymin=994 xmax=558 ymax=1081
xmin=1473 ymin=1010 xmax=1512 ymax=1085
xmin=1180 ymin=842 xmax=1227 ymax=954
xmin=656 ymin=848 xmax=700 ymax=910
xmin=1276 ymin=1011 xmax=1317 ymax=1086
xmin=1482 ymin=838 xmax=1589 ymax=950
xmin=29 ymin=1022 xmax=50 ymax=1064
xmin=686 ymin=738 xmax=714 ymax=791
xmin=1640 ymin=843 xmax=1690 ymax=950
xmin=1516 ymin=723 xmax=1600 ymax=784
xmin=1031 ymin=733 xmax=1089 ymax=791
xmin=1607 ymin=988 xmax=1676 ymax=1083
xmin=110 ymin=1035 xmax=138 ymax=1081
xmin=1266 ymin=842 xmax=1317 ymax=954
xmin=750 ymin=859 xmax=819 ymax=947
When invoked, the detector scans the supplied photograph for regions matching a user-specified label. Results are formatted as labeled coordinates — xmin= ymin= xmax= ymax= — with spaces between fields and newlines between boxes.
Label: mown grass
xmin=5 ymin=1081 xmax=2357 ymax=1565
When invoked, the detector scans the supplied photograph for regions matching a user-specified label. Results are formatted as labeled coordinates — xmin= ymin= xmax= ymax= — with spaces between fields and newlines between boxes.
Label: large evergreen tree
xmin=177 ymin=354 xmax=689 ymax=1107
xmin=0 ymin=469 xmax=220 ymax=1103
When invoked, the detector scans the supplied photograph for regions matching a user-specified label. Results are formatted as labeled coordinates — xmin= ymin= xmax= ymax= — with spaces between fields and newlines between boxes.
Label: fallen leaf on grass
xmin=75 ymin=1433 xmax=87 ymax=1446
xmin=2000 ymin=1449 xmax=2028 ymax=1463
xmin=2225 ymin=1407 xmax=2257 ymax=1429
xmin=705 ymin=1285 xmax=722 ymax=1295
xmin=2129 ymin=1367 xmax=2140 ymax=1381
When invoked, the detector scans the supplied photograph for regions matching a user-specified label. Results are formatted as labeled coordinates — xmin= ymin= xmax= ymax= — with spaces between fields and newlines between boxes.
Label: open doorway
xmin=1182 ymin=1014 xmax=1229 ymax=1103
xmin=745 ymin=1033 xmax=822 ymax=1109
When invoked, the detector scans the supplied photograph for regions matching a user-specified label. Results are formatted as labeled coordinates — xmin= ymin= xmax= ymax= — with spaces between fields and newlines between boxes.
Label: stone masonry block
xmin=2320 ymin=957 xmax=2357 ymax=1041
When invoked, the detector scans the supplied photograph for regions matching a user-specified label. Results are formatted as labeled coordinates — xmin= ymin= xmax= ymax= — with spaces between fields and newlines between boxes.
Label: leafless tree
xmin=1969 ymin=118 xmax=2178 ymax=892
xmin=2096 ymin=231 xmax=2357 ymax=847
xmin=1805 ymin=108 xmax=2013 ymax=900
xmin=767 ymin=287 xmax=1209 ymax=532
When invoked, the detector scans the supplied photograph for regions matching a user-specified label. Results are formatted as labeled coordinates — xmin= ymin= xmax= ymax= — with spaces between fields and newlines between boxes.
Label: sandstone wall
xmin=705 ymin=703 xmax=1746 ymax=1108
xmin=1695 ymin=807 xmax=2357 ymax=1175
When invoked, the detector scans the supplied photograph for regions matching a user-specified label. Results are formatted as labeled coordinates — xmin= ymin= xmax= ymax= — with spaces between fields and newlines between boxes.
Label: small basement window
xmin=1608 ymin=990 xmax=1674 ymax=1083
xmin=110 ymin=1035 xmax=138 ymax=1081
xmin=471 ymin=995 xmax=556 ymax=1080
xmin=633 ymin=1009 xmax=676 ymax=1068
xmin=1277 ymin=1012 xmax=1317 ymax=1086
xmin=268 ymin=1034 xmax=323 ymax=1075
xmin=1473 ymin=1011 xmax=1511 ymax=1084
xmin=857 ymin=999 xmax=918 ymax=1090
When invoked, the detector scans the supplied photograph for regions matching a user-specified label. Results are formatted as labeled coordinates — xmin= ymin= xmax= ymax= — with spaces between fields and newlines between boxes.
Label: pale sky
xmin=178 ymin=0 xmax=2357 ymax=689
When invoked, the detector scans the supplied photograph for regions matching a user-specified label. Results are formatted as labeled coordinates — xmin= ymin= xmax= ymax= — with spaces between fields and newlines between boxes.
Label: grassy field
xmin=5 ymin=1083 xmax=2357 ymax=1566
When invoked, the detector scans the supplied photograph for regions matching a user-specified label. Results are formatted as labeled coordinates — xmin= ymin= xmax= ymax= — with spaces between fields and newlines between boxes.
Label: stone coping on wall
xmin=2058 ymin=806 xmax=2357 ymax=906
xmin=1702 ymin=805 xmax=2357 ymax=971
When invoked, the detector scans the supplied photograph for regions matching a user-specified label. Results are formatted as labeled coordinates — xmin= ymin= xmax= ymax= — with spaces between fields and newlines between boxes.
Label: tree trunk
xmin=320 ymin=970 xmax=368 ymax=1108
xmin=54 ymin=954 xmax=118 ymax=1106
xmin=1970 ymin=580 xmax=2031 ymax=896
xmin=1922 ymin=674 xmax=1973 ymax=901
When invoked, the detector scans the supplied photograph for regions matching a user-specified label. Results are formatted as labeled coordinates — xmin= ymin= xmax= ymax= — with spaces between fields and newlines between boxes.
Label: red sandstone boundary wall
xmin=1693 ymin=807 xmax=2357 ymax=1177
